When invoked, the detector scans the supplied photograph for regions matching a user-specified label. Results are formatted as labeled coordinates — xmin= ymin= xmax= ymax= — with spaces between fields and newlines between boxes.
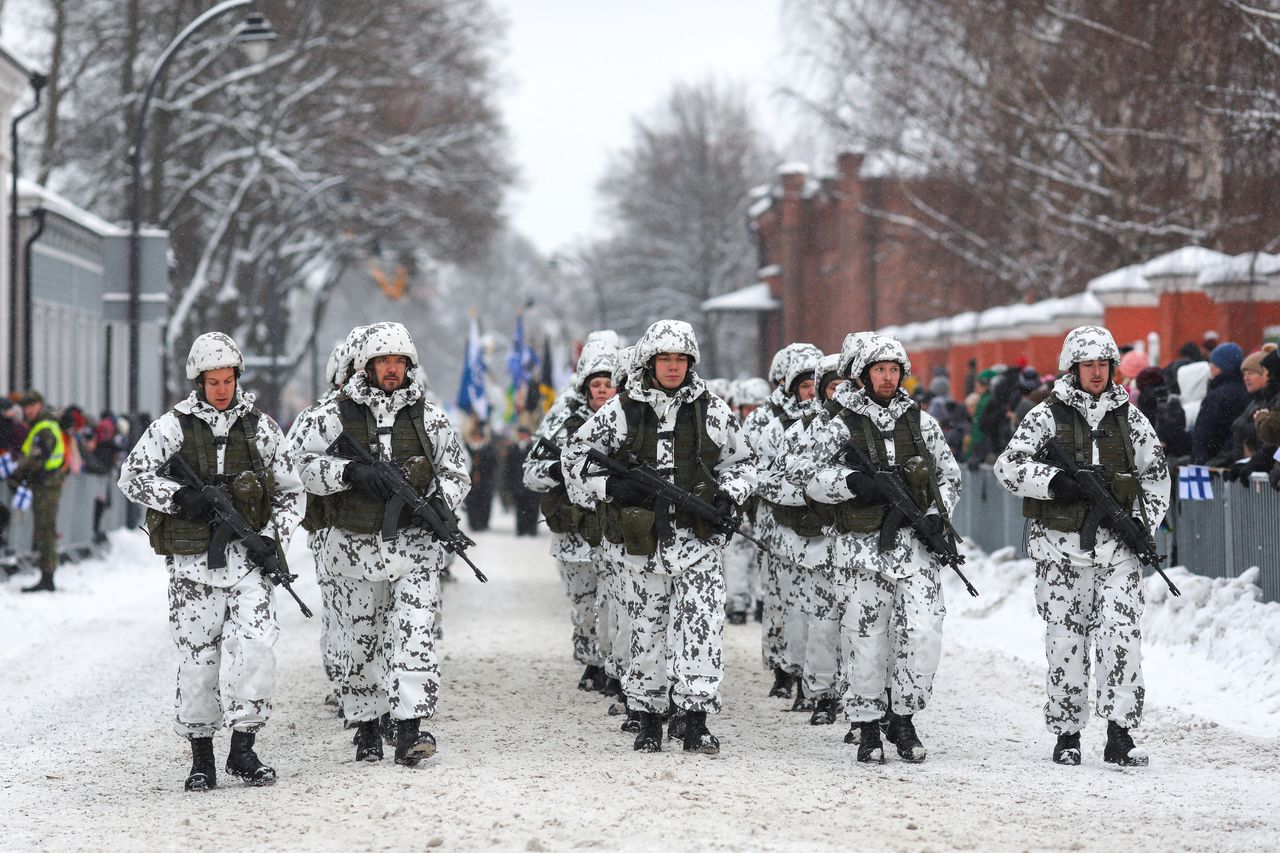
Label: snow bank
xmin=943 ymin=545 xmax=1280 ymax=738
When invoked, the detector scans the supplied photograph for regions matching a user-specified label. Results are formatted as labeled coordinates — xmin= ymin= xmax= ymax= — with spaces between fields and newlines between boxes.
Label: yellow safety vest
xmin=22 ymin=418 xmax=66 ymax=471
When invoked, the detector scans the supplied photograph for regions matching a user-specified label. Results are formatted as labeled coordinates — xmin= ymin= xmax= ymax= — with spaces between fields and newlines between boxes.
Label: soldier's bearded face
xmin=867 ymin=361 xmax=901 ymax=401
xmin=372 ymin=355 xmax=409 ymax=392
xmin=653 ymin=353 xmax=689 ymax=390
xmin=201 ymin=367 xmax=237 ymax=411
xmin=1077 ymin=359 xmax=1111 ymax=396
xmin=587 ymin=376 xmax=616 ymax=411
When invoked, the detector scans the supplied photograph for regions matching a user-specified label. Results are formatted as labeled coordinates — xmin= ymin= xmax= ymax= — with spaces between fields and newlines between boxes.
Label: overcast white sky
xmin=495 ymin=0 xmax=793 ymax=256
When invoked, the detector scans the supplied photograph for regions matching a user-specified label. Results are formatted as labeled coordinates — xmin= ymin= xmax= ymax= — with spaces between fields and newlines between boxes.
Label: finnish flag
xmin=0 ymin=451 xmax=14 ymax=479
xmin=1177 ymin=465 xmax=1214 ymax=501
xmin=11 ymin=483 xmax=32 ymax=511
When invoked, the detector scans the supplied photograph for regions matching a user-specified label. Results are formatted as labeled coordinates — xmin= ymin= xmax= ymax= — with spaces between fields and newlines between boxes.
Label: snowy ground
xmin=2 ymin=511 xmax=1278 ymax=852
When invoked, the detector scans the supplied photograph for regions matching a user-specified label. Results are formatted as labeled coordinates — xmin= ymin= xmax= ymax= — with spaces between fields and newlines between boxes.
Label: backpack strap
xmin=181 ymin=412 xmax=213 ymax=481
xmin=238 ymin=408 xmax=267 ymax=476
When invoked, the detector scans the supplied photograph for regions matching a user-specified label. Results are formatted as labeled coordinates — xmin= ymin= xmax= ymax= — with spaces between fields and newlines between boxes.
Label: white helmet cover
xmin=577 ymin=347 xmax=619 ymax=394
xmin=768 ymin=348 xmax=791 ymax=386
xmin=354 ymin=322 xmax=419 ymax=372
xmin=853 ymin=333 xmax=912 ymax=380
xmin=186 ymin=332 xmax=244 ymax=380
xmin=635 ymin=319 xmax=700 ymax=367
xmin=1058 ymin=325 xmax=1120 ymax=372
xmin=733 ymin=377 xmax=770 ymax=407
xmin=816 ymin=352 xmax=840 ymax=380
xmin=324 ymin=339 xmax=348 ymax=387
xmin=705 ymin=377 xmax=731 ymax=400
xmin=612 ymin=345 xmax=635 ymax=386
xmin=837 ymin=331 xmax=874 ymax=378
xmin=783 ymin=344 xmax=823 ymax=394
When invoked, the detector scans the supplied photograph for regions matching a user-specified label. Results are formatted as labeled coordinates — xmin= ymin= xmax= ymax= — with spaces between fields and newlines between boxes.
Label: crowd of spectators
xmin=907 ymin=331 xmax=1280 ymax=491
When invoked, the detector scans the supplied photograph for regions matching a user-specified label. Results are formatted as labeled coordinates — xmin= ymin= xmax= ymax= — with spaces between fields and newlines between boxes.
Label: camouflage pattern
xmin=732 ymin=377 xmax=771 ymax=409
xmin=562 ymin=320 xmax=755 ymax=713
xmin=837 ymin=331 xmax=876 ymax=378
xmin=119 ymin=387 xmax=302 ymax=738
xmin=561 ymin=558 xmax=602 ymax=666
xmin=850 ymin=333 xmax=912 ymax=379
xmin=1056 ymin=324 xmax=1121 ymax=372
xmin=350 ymin=321 xmax=419 ymax=372
xmin=743 ymin=386 xmax=786 ymax=668
xmin=597 ymin=540 xmax=635 ymax=683
xmin=994 ymin=370 xmax=1170 ymax=734
xmin=184 ymin=331 xmax=243 ymax=379
xmin=722 ymin=528 xmax=756 ymax=615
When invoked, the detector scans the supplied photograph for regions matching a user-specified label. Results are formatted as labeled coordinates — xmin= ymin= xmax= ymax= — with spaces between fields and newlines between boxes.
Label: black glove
xmin=1049 ymin=471 xmax=1086 ymax=502
xmin=921 ymin=514 xmax=945 ymax=538
xmin=173 ymin=486 xmax=215 ymax=521
xmin=845 ymin=470 xmax=880 ymax=502
xmin=344 ymin=462 xmax=396 ymax=501
xmin=547 ymin=461 xmax=564 ymax=483
xmin=713 ymin=492 xmax=739 ymax=519
xmin=1270 ymin=467 xmax=1280 ymax=492
xmin=606 ymin=475 xmax=649 ymax=508
xmin=1223 ymin=461 xmax=1246 ymax=483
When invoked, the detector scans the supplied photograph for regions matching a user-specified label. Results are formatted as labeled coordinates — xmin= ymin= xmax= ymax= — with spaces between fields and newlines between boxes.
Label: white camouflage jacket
xmin=994 ymin=376 xmax=1170 ymax=569
xmin=562 ymin=373 xmax=757 ymax=574
xmin=523 ymin=389 xmax=595 ymax=563
xmin=803 ymin=383 xmax=961 ymax=581
xmin=289 ymin=370 xmax=470 ymax=581
xmin=754 ymin=394 xmax=831 ymax=568
xmin=118 ymin=389 xmax=304 ymax=588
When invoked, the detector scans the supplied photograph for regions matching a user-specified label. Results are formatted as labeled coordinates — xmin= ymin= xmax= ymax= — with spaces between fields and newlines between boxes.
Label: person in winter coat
xmin=562 ymin=320 xmax=756 ymax=756
xmin=801 ymin=334 xmax=961 ymax=764
xmin=1253 ymin=349 xmax=1280 ymax=490
xmin=1194 ymin=342 xmax=1251 ymax=465
xmin=1224 ymin=349 xmax=1280 ymax=481
xmin=994 ymin=325 xmax=1169 ymax=768
xmin=12 ymin=390 xmax=66 ymax=592
xmin=1134 ymin=367 xmax=1190 ymax=459
xmin=289 ymin=322 xmax=470 ymax=767
xmin=523 ymin=339 xmax=620 ymax=692
xmin=505 ymin=425 xmax=542 ymax=535
xmin=118 ymin=333 xmax=304 ymax=791
xmin=926 ymin=376 xmax=970 ymax=458
xmin=462 ymin=418 xmax=497 ymax=531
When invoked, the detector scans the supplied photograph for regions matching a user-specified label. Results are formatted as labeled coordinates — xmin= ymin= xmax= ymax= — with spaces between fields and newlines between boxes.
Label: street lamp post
xmin=264 ymin=175 xmax=347 ymax=419
xmin=8 ymin=70 xmax=46 ymax=392
xmin=126 ymin=1 xmax=276 ymax=426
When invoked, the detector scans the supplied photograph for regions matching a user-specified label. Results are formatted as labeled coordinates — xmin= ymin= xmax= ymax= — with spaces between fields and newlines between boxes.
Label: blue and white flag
xmin=1178 ymin=465 xmax=1214 ymax=501
xmin=455 ymin=317 xmax=489 ymax=420
xmin=506 ymin=313 xmax=540 ymax=393
xmin=12 ymin=483 xmax=32 ymax=511
xmin=0 ymin=451 xmax=15 ymax=479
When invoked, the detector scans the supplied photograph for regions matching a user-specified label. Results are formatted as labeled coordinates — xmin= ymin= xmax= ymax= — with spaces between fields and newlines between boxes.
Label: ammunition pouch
xmin=619 ymin=506 xmax=658 ymax=556
xmin=300 ymin=495 xmax=329 ymax=533
xmin=230 ymin=470 xmax=274 ymax=532
xmin=539 ymin=489 xmax=575 ymax=534
xmin=769 ymin=500 xmax=825 ymax=538
xmin=574 ymin=504 xmax=604 ymax=547
xmin=146 ymin=507 xmax=213 ymax=557
xmin=677 ymin=480 xmax=721 ymax=542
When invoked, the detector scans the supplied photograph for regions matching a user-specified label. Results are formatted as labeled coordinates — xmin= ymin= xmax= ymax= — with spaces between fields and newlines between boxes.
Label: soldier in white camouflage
xmin=289 ymin=322 xmax=470 ymax=767
xmin=994 ymin=325 xmax=1170 ymax=767
xmin=118 ymin=332 xmax=304 ymax=792
xmin=562 ymin=320 xmax=756 ymax=755
xmin=801 ymin=333 xmax=961 ymax=764
xmin=523 ymin=338 xmax=620 ymax=694
xmin=731 ymin=376 xmax=772 ymax=624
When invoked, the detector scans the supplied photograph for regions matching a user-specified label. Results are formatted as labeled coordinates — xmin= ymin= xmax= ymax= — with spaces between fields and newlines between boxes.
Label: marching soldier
xmin=562 ymin=320 xmax=756 ymax=755
xmin=118 ymin=333 xmax=304 ymax=791
xmin=290 ymin=322 xmax=470 ymax=767
xmin=994 ymin=325 xmax=1170 ymax=767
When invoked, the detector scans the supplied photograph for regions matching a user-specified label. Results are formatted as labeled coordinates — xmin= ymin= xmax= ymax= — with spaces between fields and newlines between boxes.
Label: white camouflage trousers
xmin=558 ymin=558 xmax=601 ymax=667
xmin=761 ymin=554 xmax=785 ymax=669
xmin=626 ymin=554 xmax=726 ymax=715
xmin=1035 ymin=556 xmax=1145 ymax=734
xmin=722 ymin=535 xmax=755 ymax=615
xmin=329 ymin=569 xmax=441 ymax=723
xmin=168 ymin=573 xmax=278 ymax=738
xmin=595 ymin=556 xmax=634 ymax=681
xmin=802 ymin=567 xmax=842 ymax=700
xmin=840 ymin=567 xmax=945 ymax=722
xmin=311 ymin=532 xmax=341 ymax=695
xmin=777 ymin=559 xmax=810 ymax=676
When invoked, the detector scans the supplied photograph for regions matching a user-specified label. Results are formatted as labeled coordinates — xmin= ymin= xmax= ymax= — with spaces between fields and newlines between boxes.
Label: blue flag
xmin=456 ymin=317 xmax=489 ymax=419
xmin=506 ymin=313 xmax=540 ymax=393
xmin=12 ymin=482 xmax=32 ymax=511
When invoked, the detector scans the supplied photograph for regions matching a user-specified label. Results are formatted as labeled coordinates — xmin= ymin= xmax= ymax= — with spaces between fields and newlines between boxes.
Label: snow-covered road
xmin=2 ymin=515 xmax=1278 ymax=852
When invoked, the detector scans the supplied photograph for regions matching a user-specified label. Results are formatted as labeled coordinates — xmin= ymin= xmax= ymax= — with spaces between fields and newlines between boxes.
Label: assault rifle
xmin=1039 ymin=437 xmax=1180 ymax=596
xmin=533 ymin=435 xmax=561 ymax=461
xmin=840 ymin=441 xmax=979 ymax=597
xmin=328 ymin=432 xmax=488 ymax=583
xmin=164 ymin=453 xmax=313 ymax=617
xmin=584 ymin=447 xmax=776 ymax=556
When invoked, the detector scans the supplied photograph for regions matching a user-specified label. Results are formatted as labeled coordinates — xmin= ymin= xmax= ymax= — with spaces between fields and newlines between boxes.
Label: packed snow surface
xmin=2 ymin=519 xmax=1278 ymax=851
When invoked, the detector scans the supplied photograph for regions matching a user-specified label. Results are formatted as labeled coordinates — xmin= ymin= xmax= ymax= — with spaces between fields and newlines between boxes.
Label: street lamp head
xmin=236 ymin=11 xmax=278 ymax=64
xmin=29 ymin=72 xmax=48 ymax=93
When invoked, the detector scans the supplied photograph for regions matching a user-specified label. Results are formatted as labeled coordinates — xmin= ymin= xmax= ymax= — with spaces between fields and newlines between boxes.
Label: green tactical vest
xmin=324 ymin=395 xmax=437 ymax=535
xmin=147 ymin=409 xmax=273 ymax=556
xmin=602 ymin=389 xmax=722 ymax=554
xmin=1022 ymin=396 xmax=1140 ymax=532
xmin=817 ymin=403 xmax=934 ymax=536
xmin=764 ymin=403 xmax=825 ymax=538
xmin=540 ymin=404 xmax=602 ymax=543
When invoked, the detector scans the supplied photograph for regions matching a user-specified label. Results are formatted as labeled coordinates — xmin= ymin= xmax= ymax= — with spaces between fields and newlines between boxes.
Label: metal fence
xmin=954 ymin=466 xmax=1280 ymax=604
xmin=1 ymin=472 xmax=128 ymax=570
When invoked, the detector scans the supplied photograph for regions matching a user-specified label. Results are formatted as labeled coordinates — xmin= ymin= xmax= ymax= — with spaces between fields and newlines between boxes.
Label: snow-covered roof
xmin=1051 ymin=290 xmax=1105 ymax=319
xmin=1138 ymin=246 xmax=1232 ymax=279
xmin=777 ymin=162 xmax=810 ymax=176
xmin=1196 ymin=252 xmax=1280 ymax=286
xmin=757 ymin=264 xmax=781 ymax=278
xmin=748 ymin=194 xmax=774 ymax=219
xmin=16 ymin=177 xmax=149 ymax=238
xmin=977 ymin=305 xmax=1015 ymax=330
xmin=941 ymin=311 xmax=980 ymax=335
xmin=1087 ymin=264 xmax=1149 ymax=293
xmin=700 ymin=283 xmax=780 ymax=313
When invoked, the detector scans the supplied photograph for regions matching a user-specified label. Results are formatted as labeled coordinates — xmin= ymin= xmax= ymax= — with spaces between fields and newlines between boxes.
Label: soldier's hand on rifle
xmin=547 ymin=461 xmax=564 ymax=483
xmin=845 ymin=470 xmax=880 ymax=502
xmin=173 ymin=486 xmax=216 ymax=521
xmin=606 ymin=475 xmax=649 ymax=508
xmin=713 ymin=492 xmax=739 ymax=521
xmin=921 ymin=513 xmax=945 ymax=540
xmin=1049 ymin=471 xmax=1085 ymax=502
xmin=344 ymin=462 xmax=396 ymax=501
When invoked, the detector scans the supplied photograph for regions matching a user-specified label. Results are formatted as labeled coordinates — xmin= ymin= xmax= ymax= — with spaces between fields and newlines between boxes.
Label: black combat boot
xmin=681 ymin=710 xmax=720 ymax=756
xmin=790 ymin=680 xmax=816 ymax=712
xmin=753 ymin=600 xmax=764 ymax=623
xmin=856 ymin=721 xmax=885 ymax=764
xmin=600 ymin=676 xmax=623 ymax=698
xmin=578 ymin=665 xmax=605 ymax=692
xmin=225 ymin=730 xmax=276 ymax=786
xmin=184 ymin=737 xmax=217 ymax=792
xmin=393 ymin=718 xmax=437 ymax=767
xmin=666 ymin=708 xmax=687 ymax=742
xmin=726 ymin=610 xmax=747 ymax=625
xmin=1103 ymin=721 xmax=1148 ymax=767
xmin=887 ymin=713 xmax=927 ymax=763
xmin=768 ymin=667 xmax=793 ymax=699
xmin=379 ymin=712 xmax=398 ymax=747
xmin=21 ymin=571 xmax=54 ymax=593
xmin=809 ymin=695 xmax=839 ymax=726
xmin=620 ymin=707 xmax=643 ymax=734
xmin=633 ymin=711 xmax=663 ymax=752
xmin=1053 ymin=731 xmax=1082 ymax=766
xmin=843 ymin=722 xmax=861 ymax=744
xmin=355 ymin=719 xmax=383 ymax=762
